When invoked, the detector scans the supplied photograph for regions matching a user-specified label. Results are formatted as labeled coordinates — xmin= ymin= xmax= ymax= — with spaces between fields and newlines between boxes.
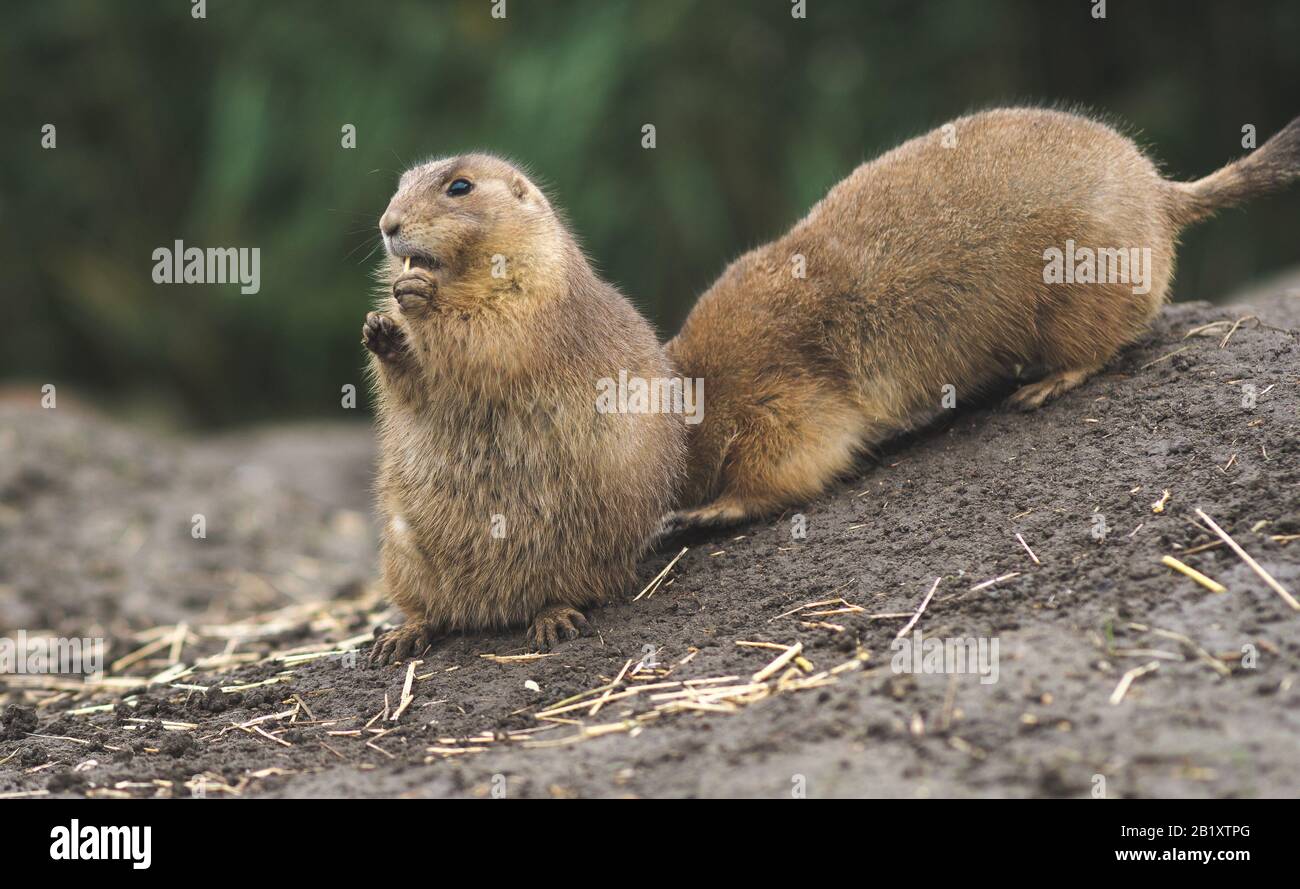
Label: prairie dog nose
xmin=380 ymin=210 xmax=402 ymax=238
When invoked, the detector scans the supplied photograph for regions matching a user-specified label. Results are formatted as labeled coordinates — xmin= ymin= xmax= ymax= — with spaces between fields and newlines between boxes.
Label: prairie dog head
xmin=379 ymin=154 xmax=569 ymax=313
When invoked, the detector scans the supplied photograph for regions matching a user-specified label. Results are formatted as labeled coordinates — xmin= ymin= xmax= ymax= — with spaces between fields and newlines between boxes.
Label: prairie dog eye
xmin=446 ymin=178 xmax=474 ymax=197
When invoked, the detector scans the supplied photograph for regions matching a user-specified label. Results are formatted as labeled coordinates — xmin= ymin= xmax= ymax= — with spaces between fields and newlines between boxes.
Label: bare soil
xmin=1 ymin=291 xmax=1297 ymax=799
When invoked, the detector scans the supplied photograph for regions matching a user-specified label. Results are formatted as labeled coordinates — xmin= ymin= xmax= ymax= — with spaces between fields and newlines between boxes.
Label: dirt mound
xmin=1 ymin=294 xmax=1296 ymax=799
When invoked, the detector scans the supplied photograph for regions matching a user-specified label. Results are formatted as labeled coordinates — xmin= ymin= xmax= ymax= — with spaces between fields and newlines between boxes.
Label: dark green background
xmin=3 ymin=0 xmax=1297 ymax=426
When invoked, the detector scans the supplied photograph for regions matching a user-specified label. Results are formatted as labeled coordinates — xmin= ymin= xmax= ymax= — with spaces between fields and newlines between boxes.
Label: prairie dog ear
xmin=509 ymin=174 xmax=529 ymax=201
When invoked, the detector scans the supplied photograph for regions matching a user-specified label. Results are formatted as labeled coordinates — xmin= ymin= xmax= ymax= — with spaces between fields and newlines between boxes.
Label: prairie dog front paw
xmin=392 ymin=263 xmax=440 ymax=314
xmin=362 ymin=311 xmax=407 ymax=362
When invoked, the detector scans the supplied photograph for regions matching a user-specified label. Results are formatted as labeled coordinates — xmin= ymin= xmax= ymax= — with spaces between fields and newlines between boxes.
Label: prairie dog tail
xmin=1169 ymin=116 xmax=1300 ymax=227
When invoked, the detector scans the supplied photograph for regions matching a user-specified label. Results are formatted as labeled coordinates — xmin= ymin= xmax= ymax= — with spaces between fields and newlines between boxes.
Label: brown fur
xmin=667 ymin=107 xmax=1300 ymax=530
xmin=364 ymin=154 xmax=684 ymax=662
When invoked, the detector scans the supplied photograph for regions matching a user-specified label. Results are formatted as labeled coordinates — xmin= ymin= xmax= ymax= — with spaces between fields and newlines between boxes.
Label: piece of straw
xmin=1195 ymin=509 xmax=1298 ymax=611
xmin=1160 ymin=555 xmax=1226 ymax=594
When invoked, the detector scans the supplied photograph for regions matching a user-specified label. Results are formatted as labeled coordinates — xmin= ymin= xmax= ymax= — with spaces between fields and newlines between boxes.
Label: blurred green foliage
xmin=2 ymin=0 xmax=1298 ymax=426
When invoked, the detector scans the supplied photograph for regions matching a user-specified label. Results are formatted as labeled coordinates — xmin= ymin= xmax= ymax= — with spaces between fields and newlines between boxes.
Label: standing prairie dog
xmin=364 ymin=154 xmax=684 ymax=662
xmin=668 ymin=107 xmax=1300 ymax=530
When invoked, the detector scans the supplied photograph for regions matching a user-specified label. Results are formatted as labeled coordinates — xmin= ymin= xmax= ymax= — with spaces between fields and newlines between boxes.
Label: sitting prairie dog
xmin=668 ymin=107 xmax=1300 ymax=530
xmin=364 ymin=154 xmax=684 ymax=662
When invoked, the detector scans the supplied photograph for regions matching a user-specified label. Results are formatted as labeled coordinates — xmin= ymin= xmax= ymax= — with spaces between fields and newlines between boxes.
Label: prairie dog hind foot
xmin=659 ymin=498 xmax=758 ymax=539
xmin=370 ymin=621 xmax=438 ymax=665
xmin=526 ymin=606 xmax=591 ymax=651
xmin=1008 ymin=363 xmax=1105 ymax=411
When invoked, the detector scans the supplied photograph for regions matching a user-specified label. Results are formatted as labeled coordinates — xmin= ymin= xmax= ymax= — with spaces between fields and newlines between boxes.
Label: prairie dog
xmin=668 ymin=107 xmax=1300 ymax=530
xmin=363 ymin=154 xmax=684 ymax=662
